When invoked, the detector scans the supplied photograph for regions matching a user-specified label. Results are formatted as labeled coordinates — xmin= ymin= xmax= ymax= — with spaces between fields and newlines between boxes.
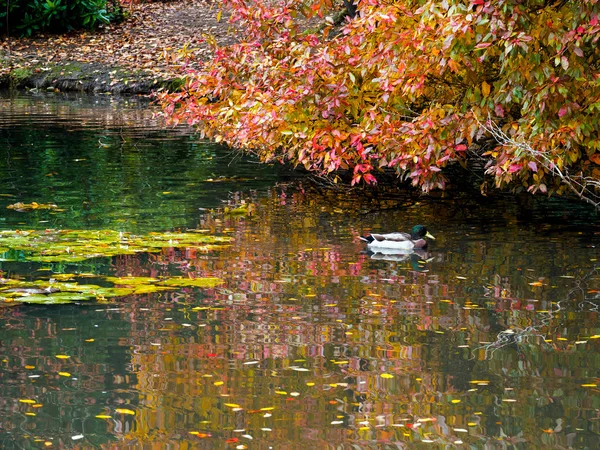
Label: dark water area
xmin=1 ymin=92 xmax=600 ymax=449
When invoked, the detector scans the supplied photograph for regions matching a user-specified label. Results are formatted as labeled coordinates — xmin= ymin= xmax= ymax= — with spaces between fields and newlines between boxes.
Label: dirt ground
xmin=0 ymin=0 xmax=234 ymax=93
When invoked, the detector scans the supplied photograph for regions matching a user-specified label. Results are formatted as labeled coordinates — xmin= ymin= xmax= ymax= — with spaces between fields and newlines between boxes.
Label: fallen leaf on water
xmin=115 ymin=408 xmax=135 ymax=415
xmin=189 ymin=431 xmax=211 ymax=438
xmin=224 ymin=403 xmax=241 ymax=408
xmin=529 ymin=281 xmax=544 ymax=286
xmin=95 ymin=415 xmax=112 ymax=419
xmin=58 ymin=372 xmax=71 ymax=377
xmin=19 ymin=399 xmax=36 ymax=404
xmin=380 ymin=373 xmax=394 ymax=379
xmin=55 ymin=355 xmax=70 ymax=359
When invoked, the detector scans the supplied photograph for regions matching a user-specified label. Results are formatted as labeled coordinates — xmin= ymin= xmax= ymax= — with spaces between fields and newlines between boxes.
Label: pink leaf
xmin=494 ymin=104 xmax=505 ymax=118
xmin=509 ymin=163 xmax=521 ymax=173
xmin=558 ymin=106 xmax=568 ymax=117
xmin=528 ymin=161 xmax=538 ymax=172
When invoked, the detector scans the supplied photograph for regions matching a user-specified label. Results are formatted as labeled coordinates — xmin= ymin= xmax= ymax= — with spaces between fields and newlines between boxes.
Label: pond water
xmin=1 ymin=92 xmax=600 ymax=449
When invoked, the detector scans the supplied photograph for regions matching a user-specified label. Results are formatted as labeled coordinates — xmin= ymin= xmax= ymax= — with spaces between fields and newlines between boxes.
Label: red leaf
xmin=558 ymin=106 xmax=568 ymax=118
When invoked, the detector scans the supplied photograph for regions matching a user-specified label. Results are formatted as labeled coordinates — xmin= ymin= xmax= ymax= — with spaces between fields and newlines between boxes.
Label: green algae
xmin=0 ymin=229 xmax=231 ymax=263
xmin=0 ymin=228 xmax=229 ymax=305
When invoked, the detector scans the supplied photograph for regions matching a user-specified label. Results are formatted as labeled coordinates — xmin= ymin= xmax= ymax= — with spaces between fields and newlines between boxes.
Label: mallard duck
xmin=360 ymin=225 xmax=435 ymax=250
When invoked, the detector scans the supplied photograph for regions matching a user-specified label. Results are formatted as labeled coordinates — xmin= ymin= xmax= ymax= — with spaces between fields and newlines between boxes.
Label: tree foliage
xmin=159 ymin=0 xmax=600 ymax=201
xmin=0 ymin=0 xmax=122 ymax=36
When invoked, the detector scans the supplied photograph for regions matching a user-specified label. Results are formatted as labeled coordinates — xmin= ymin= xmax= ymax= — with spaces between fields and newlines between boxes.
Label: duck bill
xmin=425 ymin=232 xmax=436 ymax=240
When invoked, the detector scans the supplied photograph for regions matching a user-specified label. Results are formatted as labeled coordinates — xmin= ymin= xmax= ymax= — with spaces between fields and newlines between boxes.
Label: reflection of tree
xmin=3 ymin=176 xmax=600 ymax=446
xmin=107 ymin=187 xmax=600 ymax=447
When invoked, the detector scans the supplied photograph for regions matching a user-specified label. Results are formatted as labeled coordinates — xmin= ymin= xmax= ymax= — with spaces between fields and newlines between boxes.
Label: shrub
xmin=0 ymin=0 xmax=122 ymax=36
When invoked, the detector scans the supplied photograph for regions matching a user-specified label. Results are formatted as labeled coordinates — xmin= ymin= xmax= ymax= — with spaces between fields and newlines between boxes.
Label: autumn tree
xmin=159 ymin=0 xmax=600 ymax=206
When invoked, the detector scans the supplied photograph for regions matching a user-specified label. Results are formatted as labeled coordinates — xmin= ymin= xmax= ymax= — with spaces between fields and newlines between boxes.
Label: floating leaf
xmin=55 ymin=355 xmax=70 ymax=359
xmin=95 ymin=415 xmax=112 ymax=419
xmin=58 ymin=372 xmax=71 ymax=377
xmin=115 ymin=408 xmax=135 ymax=415
xmin=19 ymin=399 xmax=36 ymax=404
xmin=189 ymin=431 xmax=211 ymax=438
xmin=380 ymin=373 xmax=394 ymax=379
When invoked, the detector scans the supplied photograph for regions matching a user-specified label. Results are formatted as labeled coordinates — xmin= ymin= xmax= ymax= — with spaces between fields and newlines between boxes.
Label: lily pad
xmin=158 ymin=277 xmax=224 ymax=288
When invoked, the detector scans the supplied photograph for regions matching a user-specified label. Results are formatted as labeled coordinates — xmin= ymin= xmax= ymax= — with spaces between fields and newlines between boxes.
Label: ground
xmin=0 ymin=0 xmax=233 ymax=94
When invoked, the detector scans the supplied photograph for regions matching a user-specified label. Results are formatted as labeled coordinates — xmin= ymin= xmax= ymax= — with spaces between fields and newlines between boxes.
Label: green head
xmin=411 ymin=225 xmax=435 ymax=241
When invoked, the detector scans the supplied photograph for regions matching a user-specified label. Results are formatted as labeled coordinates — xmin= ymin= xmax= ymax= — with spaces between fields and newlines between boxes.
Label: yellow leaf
xmin=95 ymin=415 xmax=112 ymax=419
xmin=275 ymin=390 xmax=288 ymax=395
xmin=582 ymin=384 xmax=597 ymax=387
xmin=85 ymin=339 xmax=95 ymax=342
xmin=25 ymin=365 xmax=35 ymax=369
xmin=19 ymin=399 xmax=36 ymax=404
xmin=33 ymin=404 xmax=43 ymax=408
xmin=213 ymin=381 xmax=224 ymax=386
xmin=115 ymin=408 xmax=135 ymax=415
xmin=25 ymin=412 xmax=36 ymax=416
xmin=380 ymin=373 xmax=394 ymax=379
xmin=451 ymin=399 xmax=461 ymax=404
xmin=55 ymin=355 xmax=70 ymax=359
xmin=260 ymin=406 xmax=275 ymax=411
xmin=58 ymin=372 xmax=71 ymax=377
xmin=482 ymin=81 xmax=491 ymax=97
xmin=224 ymin=403 xmax=240 ymax=408
xmin=529 ymin=281 xmax=543 ymax=286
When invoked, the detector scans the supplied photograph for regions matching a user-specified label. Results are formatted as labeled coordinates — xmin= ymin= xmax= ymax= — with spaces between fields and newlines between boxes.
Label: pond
xmin=1 ymin=91 xmax=600 ymax=449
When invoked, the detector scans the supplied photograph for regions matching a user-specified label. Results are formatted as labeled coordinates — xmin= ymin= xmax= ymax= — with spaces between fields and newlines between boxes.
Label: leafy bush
xmin=159 ymin=0 xmax=600 ymax=206
xmin=0 ymin=0 xmax=122 ymax=36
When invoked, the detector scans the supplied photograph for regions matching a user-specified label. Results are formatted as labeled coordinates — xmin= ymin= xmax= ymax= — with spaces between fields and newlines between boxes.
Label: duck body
xmin=360 ymin=225 xmax=435 ymax=250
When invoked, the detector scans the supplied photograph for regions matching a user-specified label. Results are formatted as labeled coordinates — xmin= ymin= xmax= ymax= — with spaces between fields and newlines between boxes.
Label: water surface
xmin=1 ymin=92 xmax=600 ymax=449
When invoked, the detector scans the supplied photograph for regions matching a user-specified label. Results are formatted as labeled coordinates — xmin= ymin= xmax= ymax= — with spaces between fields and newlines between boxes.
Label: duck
xmin=359 ymin=225 xmax=435 ymax=250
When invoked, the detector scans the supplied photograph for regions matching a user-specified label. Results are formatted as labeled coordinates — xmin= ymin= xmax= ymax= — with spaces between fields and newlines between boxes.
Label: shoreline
xmin=0 ymin=61 xmax=184 ymax=96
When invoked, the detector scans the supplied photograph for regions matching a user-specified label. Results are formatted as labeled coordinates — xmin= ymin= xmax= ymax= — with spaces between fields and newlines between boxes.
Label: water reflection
xmin=1 ymin=93 xmax=600 ymax=448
